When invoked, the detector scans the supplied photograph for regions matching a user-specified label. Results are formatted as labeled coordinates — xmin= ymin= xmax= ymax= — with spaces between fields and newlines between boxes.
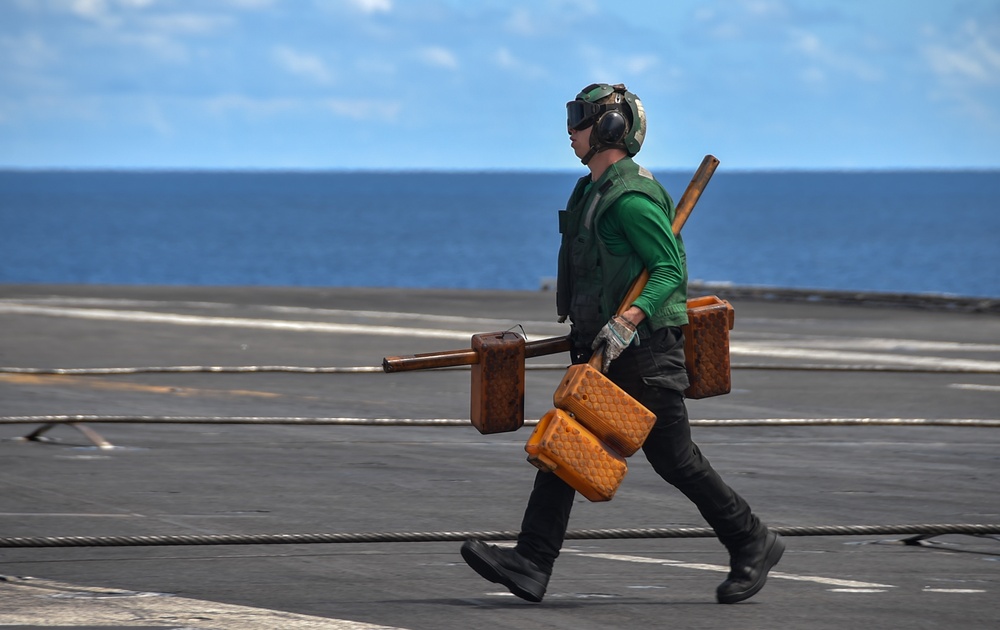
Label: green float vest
xmin=556 ymin=158 xmax=688 ymax=344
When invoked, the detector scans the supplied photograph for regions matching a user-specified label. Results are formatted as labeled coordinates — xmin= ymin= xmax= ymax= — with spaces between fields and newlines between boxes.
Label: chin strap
xmin=581 ymin=143 xmax=626 ymax=165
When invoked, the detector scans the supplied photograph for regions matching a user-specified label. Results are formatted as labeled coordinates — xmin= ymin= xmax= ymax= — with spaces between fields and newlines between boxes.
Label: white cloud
xmin=493 ymin=47 xmax=515 ymax=67
xmin=493 ymin=47 xmax=545 ymax=79
xmin=789 ymin=29 xmax=882 ymax=84
xmin=799 ymin=66 xmax=825 ymax=86
xmin=741 ymin=0 xmax=788 ymax=18
xmin=501 ymin=3 xmax=599 ymax=38
xmin=57 ymin=5 xmax=232 ymax=62
xmin=115 ymin=31 xmax=189 ymax=61
xmin=272 ymin=46 xmax=333 ymax=84
xmin=793 ymin=31 xmax=821 ymax=55
xmin=140 ymin=13 xmax=233 ymax=36
xmin=355 ymin=57 xmax=397 ymax=78
xmin=70 ymin=0 xmax=109 ymax=18
xmin=576 ymin=45 xmax=659 ymax=87
xmin=141 ymin=98 xmax=173 ymax=135
xmin=418 ymin=46 xmax=459 ymax=70
xmin=924 ymin=21 xmax=1000 ymax=85
xmin=623 ymin=54 xmax=658 ymax=74
xmin=60 ymin=0 xmax=123 ymax=28
xmin=324 ymin=98 xmax=401 ymax=121
xmin=0 ymin=92 xmax=104 ymax=125
xmin=205 ymin=94 xmax=299 ymax=117
xmin=926 ymin=44 xmax=990 ymax=82
xmin=202 ymin=94 xmax=401 ymax=123
xmin=346 ymin=0 xmax=392 ymax=14
xmin=5 ymin=0 xmax=996 ymax=169
xmin=220 ymin=0 xmax=278 ymax=8
xmin=59 ymin=0 xmax=153 ymax=24
xmin=504 ymin=8 xmax=536 ymax=37
xmin=921 ymin=19 xmax=1000 ymax=127
xmin=0 ymin=32 xmax=60 ymax=68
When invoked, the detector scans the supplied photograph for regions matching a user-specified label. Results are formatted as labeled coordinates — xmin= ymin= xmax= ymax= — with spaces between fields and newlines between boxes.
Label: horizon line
xmin=3 ymin=165 xmax=999 ymax=174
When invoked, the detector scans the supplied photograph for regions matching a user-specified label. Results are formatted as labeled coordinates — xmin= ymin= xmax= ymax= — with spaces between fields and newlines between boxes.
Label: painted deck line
xmin=572 ymin=551 xmax=896 ymax=590
xmin=732 ymin=343 xmax=1000 ymax=372
xmin=0 ymin=296 xmax=564 ymax=331
xmin=949 ymin=383 xmax=1000 ymax=392
xmin=0 ymin=303 xmax=473 ymax=341
xmin=0 ymin=575 xmax=406 ymax=630
xmin=3 ymin=301 xmax=1000 ymax=373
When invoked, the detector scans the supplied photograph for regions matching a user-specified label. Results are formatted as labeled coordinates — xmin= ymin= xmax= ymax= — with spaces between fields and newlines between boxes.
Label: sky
xmin=2 ymin=0 xmax=999 ymax=171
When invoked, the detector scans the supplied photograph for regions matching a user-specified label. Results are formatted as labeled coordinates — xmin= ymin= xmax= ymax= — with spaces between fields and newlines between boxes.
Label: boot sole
xmin=717 ymin=533 xmax=786 ymax=604
xmin=461 ymin=542 xmax=546 ymax=603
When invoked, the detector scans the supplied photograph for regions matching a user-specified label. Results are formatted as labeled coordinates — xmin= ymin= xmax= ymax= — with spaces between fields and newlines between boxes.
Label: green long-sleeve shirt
xmin=597 ymin=192 xmax=687 ymax=319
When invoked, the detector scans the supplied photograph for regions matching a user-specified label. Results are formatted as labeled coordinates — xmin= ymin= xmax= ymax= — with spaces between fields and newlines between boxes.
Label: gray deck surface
xmin=1 ymin=284 xmax=998 ymax=629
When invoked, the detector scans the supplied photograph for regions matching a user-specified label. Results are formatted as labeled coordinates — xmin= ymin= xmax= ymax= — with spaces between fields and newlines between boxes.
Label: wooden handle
xmin=383 ymin=334 xmax=573 ymax=372
xmin=382 ymin=348 xmax=477 ymax=372
xmin=524 ymin=335 xmax=573 ymax=358
xmin=382 ymin=155 xmax=720 ymax=373
xmin=673 ymin=154 xmax=719 ymax=236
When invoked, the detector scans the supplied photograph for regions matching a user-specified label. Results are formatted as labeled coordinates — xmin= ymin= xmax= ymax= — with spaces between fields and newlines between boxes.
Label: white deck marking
xmin=949 ymin=383 xmax=1000 ymax=392
xmin=732 ymin=342 xmax=1000 ymax=372
xmin=0 ymin=303 xmax=472 ymax=340
xmin=740 ymin=335 xmax=1000 ymax=353
xmin=573 ymin=552 xmax=895 ymax=590
xmin=0 ymin=296 xmax=564 ymax=331
xmin=0 ymin=575 xmax=406 ymax=629
xmin=3 ymin=299 xmax=999 ymax=371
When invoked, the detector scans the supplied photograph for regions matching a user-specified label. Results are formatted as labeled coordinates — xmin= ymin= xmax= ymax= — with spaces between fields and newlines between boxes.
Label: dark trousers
xmin=515 ymin=327 xmax=763 ymax=572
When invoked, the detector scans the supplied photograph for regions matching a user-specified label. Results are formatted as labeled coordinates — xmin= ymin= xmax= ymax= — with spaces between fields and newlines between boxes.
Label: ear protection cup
xmin=594 ymin=110 xmax=628 ymax=145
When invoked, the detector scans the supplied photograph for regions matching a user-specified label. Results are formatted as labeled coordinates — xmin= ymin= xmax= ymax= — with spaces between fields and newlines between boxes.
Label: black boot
xmin=460 ymin=539 xmax=550 ymax=602
xmin=716 ymin=530 xmax=785 ymax=604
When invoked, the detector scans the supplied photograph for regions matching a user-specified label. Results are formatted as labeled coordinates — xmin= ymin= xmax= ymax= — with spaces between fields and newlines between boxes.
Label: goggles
xmin=567 ymin=100 xmax=621 ymax=131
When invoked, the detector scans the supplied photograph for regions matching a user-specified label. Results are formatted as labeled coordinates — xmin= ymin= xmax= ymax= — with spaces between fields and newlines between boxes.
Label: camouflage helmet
xmin=566 ymin=83 xmax=646 ymax=158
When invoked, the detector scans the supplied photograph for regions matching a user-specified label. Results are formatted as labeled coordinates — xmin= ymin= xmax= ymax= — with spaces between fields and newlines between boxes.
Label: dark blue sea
xmin=1 ymin=170 xmax=998 ymax=298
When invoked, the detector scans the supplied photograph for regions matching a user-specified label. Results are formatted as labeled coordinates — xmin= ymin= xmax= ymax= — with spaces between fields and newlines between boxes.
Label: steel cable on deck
xmin=1 ymin=362 xmax=999 ymax=375
xmin=1 ymin=523 xmax=998 ymax=549
xmin=2 ymin=416 xmax=999 ymax=428
xmin=0 ymin=365 xmax=384 ymax=375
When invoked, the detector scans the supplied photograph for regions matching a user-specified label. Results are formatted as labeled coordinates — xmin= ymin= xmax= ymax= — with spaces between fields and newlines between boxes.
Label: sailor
xmin=460 ymin=83 xmax=784 ymax=604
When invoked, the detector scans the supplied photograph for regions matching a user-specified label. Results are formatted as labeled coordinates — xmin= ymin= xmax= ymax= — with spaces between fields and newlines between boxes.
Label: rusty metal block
xmin=683 ymin=296 xmax=735 ymax=399
xmin=470 ymin=331 xmax=525 ymax=434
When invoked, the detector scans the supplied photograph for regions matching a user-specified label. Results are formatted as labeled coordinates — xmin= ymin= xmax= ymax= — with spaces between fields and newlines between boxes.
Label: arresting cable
xmin=1 ymin=523 xmax=998 ymax=549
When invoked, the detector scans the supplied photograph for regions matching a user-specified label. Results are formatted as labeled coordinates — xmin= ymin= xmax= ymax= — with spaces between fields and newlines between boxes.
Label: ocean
xmin=1 ymin=169 xmax=997 ymax=299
